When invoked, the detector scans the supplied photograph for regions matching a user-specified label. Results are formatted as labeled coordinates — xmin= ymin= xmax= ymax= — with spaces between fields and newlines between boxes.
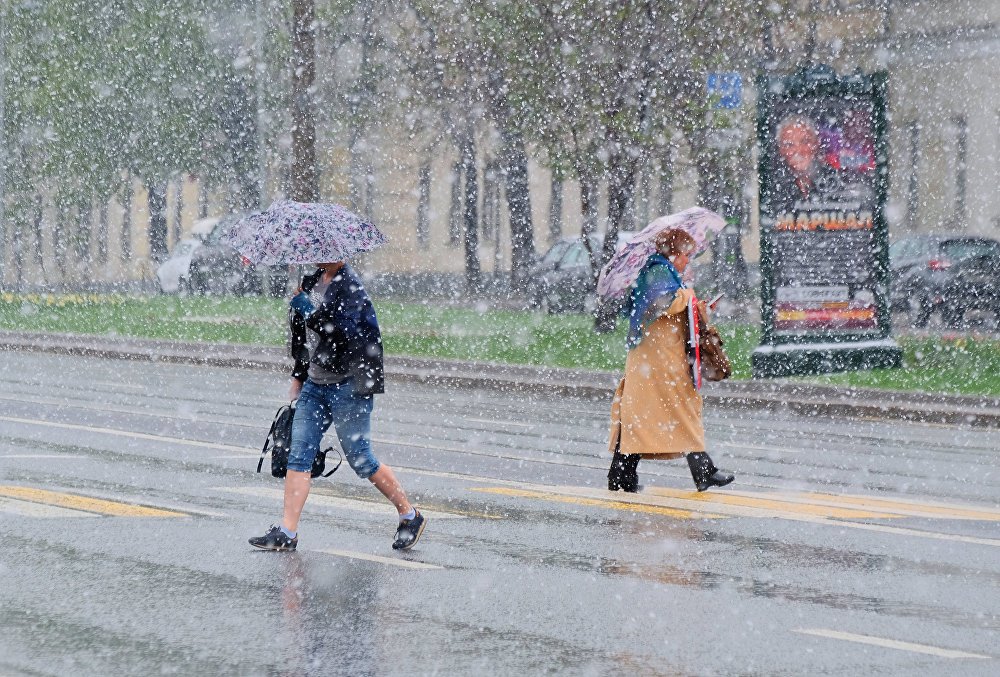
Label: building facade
xmin=4 ymin=1 xmax=995 ymax=291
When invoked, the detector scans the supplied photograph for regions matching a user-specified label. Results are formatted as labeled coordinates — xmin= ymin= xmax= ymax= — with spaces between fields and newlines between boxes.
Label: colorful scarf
xmin=626 ymin=254 xmax=686 ymax=350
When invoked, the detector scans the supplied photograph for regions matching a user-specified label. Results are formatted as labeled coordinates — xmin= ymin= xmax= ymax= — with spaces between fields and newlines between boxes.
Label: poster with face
xmin=764 ymin=98 xmax=881 ymax=337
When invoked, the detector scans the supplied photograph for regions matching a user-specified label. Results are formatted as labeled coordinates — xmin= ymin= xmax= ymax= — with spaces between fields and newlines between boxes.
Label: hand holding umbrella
xmin=597 ymin=207 xmax=726 ymax=300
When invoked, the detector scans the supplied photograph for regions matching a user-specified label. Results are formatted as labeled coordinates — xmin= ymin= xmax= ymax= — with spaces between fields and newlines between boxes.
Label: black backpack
xmin=257 ymin=401 xmax=341 ymax=479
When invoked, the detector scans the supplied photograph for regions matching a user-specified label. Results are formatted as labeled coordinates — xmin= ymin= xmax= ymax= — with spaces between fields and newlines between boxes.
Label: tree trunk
xmin=500 ymin=128 xmax=534 ymax=293
xmin=96 ymin=199 xmax=109 ymax=265
xmin=416 ymin=162 xmax=431 ymax=248
xmin=31 ymin=194 xmax=44 ymax=280
xmin=198 ymin=180 xmax=209 ymax=219
xmin=694 ymin=140 xmax=750 ymax=303
xmin=225 ymin=77 xmax=261 ymax=212
xmin=74 ymin=200 xmax=92 ymax=266
xmin=290 ymin=0 xmax=318 ymax=203
xmin=548 ymin=176 xmax=563 ymax=243
xmin=147 ymin=182 xmax=168 ymax=262
xmin=172 ymin=178 xmax=184 ymax=246
xmin=594 ymin=153 xmax=639 ymax=332
xmin=460 ymin=129 xmax=481 ymax=293
xmin=448 ymin=161 xmax=462 ymax=246
xmin=121 ymin=179 xmax=132 ymax=263
xmin=657 ymin=148 xmax=674 ymax=216
xmin=579 ymin=170 xmax=599 ymax=273
xmin=349 ymin=2 xmax=376 ymax=219
xmin=635 ymin=163 xmax=651 ymax=228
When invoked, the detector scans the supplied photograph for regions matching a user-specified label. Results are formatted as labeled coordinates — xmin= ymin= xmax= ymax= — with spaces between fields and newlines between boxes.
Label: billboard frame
xmin=752 ymin=65 xmax=902 ymax=378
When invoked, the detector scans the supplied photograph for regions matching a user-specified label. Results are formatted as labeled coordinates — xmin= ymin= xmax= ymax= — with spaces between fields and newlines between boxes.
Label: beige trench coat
xmin=608 ymin=287 xmax=705 ymax=459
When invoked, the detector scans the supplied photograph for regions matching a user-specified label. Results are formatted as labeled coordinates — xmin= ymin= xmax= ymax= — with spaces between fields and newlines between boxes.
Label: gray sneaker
xmin=392 ymin=511 xmax=426 ymax=550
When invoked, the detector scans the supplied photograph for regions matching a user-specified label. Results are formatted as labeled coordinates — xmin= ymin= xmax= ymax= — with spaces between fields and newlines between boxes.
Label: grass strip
xmin=1 ymin=292 xmax=998 ymax=396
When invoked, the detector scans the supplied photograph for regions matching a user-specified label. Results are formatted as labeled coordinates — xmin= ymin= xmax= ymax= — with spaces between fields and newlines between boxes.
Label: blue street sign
xmin=707 ymin=72 xmax=743 ymax=109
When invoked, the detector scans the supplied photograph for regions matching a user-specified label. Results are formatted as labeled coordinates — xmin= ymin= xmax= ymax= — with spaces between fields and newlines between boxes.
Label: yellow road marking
xmin=549 ymin=485 xmax=899 ymax=521
xmin=472 ymin=487 xmax=728 ymax=520
xmin=643 ymin=487 xmax=902 ymax=520
xmin=473 ymin=483 xmax=1000 ymax=547
xmin=0 ymin=486 xmax=185 ymax=517
xmin=0 ymin=496 xmax=99 ymax=518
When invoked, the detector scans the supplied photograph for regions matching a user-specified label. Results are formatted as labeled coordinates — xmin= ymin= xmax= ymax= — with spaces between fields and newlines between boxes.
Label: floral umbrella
xmin=223 ymin=200 xmax=388 ymax=265
xmin=596 ymin=207 xmax=725 ymax=300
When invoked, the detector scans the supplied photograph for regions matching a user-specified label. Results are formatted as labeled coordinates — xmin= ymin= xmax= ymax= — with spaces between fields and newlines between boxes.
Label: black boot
xmin=608 ymin=448 xmax=628 ymax=491
xmin=621 ymin=454 xmax=641 ymax=493
xmin=608 ymin=449 xmax=641 ymax=492
xmin=687 ymin=452 xmax=734 ymax=492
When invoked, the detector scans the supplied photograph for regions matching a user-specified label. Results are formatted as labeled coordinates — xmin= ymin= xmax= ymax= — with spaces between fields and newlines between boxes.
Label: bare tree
xmin=290 ymin=0 xmax=318 ymax=202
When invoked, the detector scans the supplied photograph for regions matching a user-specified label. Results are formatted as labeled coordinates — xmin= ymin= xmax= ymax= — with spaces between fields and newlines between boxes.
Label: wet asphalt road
xmin=0 ymin=350 xmax=998 ymax=676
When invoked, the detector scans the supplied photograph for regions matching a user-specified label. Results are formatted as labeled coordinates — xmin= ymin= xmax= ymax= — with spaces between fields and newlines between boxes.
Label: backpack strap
xmin=319 ymin=447 xmax=343 ymax=477
xmin=256 ymin=404 xmax=287 ymax=473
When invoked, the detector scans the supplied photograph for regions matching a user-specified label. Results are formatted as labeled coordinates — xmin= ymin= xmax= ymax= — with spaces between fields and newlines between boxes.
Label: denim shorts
xmin=287 ymin=378 xmax=381 ymax=479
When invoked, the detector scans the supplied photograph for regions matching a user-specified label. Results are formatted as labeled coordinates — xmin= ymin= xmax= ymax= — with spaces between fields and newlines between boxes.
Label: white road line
xmin=717 ymin=441 xmax=802 ymax=454
xmin=0 ymin=496 xmax=99 ymax=518
xmin=215 ymin=486 xmax=466 ymax=520
xmin=8 ymin=414 xmax=999 ymax=545
xmin=792 ymin=628 xmax=992 ymax=659
xmin=0 ymin=415 xmax=247 ymax=452
xmin=466 ymin=418 xmax=535 ymax=428
xmin=822 ymin=518 xmax=1000 ymax=548
xmin=0 ymin=454 xmax=86 ymax=459
xmin=88 ymin=381 xmax=145 ymax=391
xmin=0 ymin=393 xmax=261 ymax=430
xmin=312 ymin=547 xmax=442 ymax=570
xmin=2 ymin=411 xmax=612 ymax=473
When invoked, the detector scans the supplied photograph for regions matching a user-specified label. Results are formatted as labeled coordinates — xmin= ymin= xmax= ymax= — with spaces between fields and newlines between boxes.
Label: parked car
xmin=529 ymin=233 xmax=634 ymax=313
xmin=155 ymin=238 xmax=202 ymax=293
xmin=938 ymin=252 xmax=1000 ymax=328
xmin=889 ymin=235 xmax=1000 ymax=327
xmin=187 ymin=214 xmax=289 ymax=296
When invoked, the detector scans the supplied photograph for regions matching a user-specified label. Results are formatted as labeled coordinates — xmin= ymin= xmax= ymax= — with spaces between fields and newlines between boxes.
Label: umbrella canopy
xmin=223 ymin=200 xmax=387 ymax=265
xmin=596 ymin=207 xmax=725 ymax=299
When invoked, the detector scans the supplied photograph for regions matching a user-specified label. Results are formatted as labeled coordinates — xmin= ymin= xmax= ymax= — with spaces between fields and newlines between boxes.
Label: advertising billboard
xmin=753 ymin=67 xmax=902 ymax=377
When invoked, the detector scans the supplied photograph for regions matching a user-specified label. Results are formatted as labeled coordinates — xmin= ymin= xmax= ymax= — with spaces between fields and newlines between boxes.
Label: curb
xmin=2 ymin=330 xmax=1000 ymax=429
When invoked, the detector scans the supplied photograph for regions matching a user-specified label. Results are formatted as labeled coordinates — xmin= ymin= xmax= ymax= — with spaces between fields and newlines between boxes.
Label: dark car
xmin=939 ymin=253 xmax=1000 ymax=328
xmin=187 ymin=215 xmax=289 ymax=296
xmin=529 ymin=233 xmax=633 ymax=313
xmin=890 ymin=235 xmax=1000 ymax=327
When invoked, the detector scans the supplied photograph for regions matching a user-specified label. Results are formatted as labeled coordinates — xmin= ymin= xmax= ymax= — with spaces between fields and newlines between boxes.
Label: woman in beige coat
xmin=607 ymin=228 xmax=735 ymax=493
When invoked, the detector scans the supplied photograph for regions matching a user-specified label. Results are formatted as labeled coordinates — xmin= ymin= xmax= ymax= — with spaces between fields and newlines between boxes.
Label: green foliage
xmin=3 ymin=0 xmax=231 ymax=197
xmin=804 ymin=336 xmax=1000 ymax=396
xmin=466 ymin=0 xmax=782 ymax=179
xmin=3 ymin=293 xmax=999 ymax=396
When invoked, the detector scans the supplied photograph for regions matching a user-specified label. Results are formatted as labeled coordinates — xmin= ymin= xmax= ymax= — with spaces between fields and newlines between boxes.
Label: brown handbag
xmin=695 ymin=310 xmax=732 ymax=382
